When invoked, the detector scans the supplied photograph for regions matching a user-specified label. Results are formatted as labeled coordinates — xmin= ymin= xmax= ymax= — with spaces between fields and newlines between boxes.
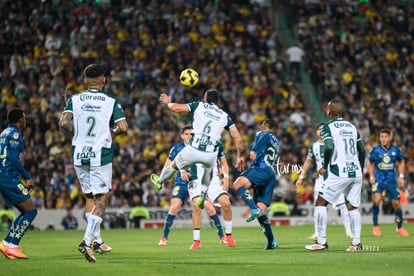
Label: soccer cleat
xmin=305 ymin=241 xmax=328 ymax=251
xmin=189 ymin=240 xmax=201 ymax=250
xmin=396 ymin=227 xmax=409 ymax=237
xmin=346 ymin=243 xmax=363 ymax=252
xmin=78 ymin=240 xmax=96 ymax=263
xmin=158 ymin=237 xmax=168 ymax=246
xmin=246 ymin=208 xmax=262 ymax=222
xmin=308 ymin=233 xmax=318 ymax=240
xmin=0 ymin=241 xmax=15 ymax=260
xmin=195 ymin=196 xmax=205 ymax=209
xmin=264 ymin=240 xmax=279 ymax=250
xmin=224 ymin=235 xmax=237 ymax=247
xmin=373 ymin=226 xmax=381 ymax=236
xmin=220 ymin=236 xmax=228 ymax=244
xmin=93 ymin=241 xmax=112 ymax=254
xmin=150 ymin=174 xmax=162 ymax=191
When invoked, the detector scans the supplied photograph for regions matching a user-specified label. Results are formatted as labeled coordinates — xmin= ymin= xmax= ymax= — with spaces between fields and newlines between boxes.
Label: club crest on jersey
xmin=383 ymin=155 xmax=390 ymax=163
xmin=13 ymin=132 xmax=19 ymax=139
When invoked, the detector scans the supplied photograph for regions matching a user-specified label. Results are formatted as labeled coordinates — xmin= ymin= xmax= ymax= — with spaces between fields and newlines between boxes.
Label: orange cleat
xmin=373 ymin=226 xmax=381 ymax=237
xmin=0 ymin=241 xmax=15 ymax=260
xmin=225 ymin=235 xmax=236 ymax=247
xmin=189 ymin=240 xmax=201 ymax=250
xmin=5 ymin=246 xmax=28 ymax=259
xmin=158 ymin=237 xmax=168 ymax=246
xmin=396 ymin=227 xmax=409 ymax=237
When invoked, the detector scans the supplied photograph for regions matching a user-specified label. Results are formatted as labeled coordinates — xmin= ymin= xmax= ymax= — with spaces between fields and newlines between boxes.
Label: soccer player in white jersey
xmin=187 ymin=142 xmax=236 ymax=250
xmin=305 ymin=99 xmax=365 ymax=252
xmin=151 ymin=89 xmax=245 ymax=207
xmin=59 ymin=64 xmax=128 ymax=262
xmin=296 ymin=123 xmax=353 ymax=240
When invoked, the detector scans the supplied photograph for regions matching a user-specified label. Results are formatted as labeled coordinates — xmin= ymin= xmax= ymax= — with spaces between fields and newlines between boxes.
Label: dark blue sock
xmin=258 ymin=215 xmax=274 ymax=244
xmin=372 ymin=205 xmax=379 ymax=226
xmin=236 ymin=187 xmax=257 ymax=209
xmin=395 ymin=210 xmax=403 ymax=228
xmin=162 ymin=214 xmax=176 ymax=238
xmin=6 ymin=209 xmax=37 ymax=246
xmin=210 ymin=214 xmax=224 ymax=238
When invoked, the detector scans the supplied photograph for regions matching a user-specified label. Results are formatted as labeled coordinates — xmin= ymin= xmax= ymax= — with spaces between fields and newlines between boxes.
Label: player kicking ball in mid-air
xmin=157 ymin=126 xmax=228 ymax=248
xmin=150 ymin=89 xmax=245 ymax=209
xmin=232 ymin=119 xmax=280 ymax=250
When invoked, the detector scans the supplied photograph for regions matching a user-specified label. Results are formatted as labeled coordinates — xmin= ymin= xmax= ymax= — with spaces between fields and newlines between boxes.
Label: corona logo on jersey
xmin=80 ymin=94 xmax=106 ymax=101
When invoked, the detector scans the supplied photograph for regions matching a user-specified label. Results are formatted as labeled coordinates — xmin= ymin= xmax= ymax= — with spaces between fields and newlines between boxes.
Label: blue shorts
xmin=373 ymin=182 xmax=400 ymax=201
xmin=0 ymin=175 xmax=31 ymax=206
xmin=171 ymin=184 xmax=188 ymax=203
xmin=241 ymin=166 xmax=276 ymax=206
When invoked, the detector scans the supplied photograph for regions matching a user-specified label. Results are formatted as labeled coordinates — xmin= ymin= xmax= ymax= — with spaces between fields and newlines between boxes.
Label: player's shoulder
xmin=5 ymin=126 xmax=22 ymax=140
xmin=390 ymin=144 xmax=402 ymax=152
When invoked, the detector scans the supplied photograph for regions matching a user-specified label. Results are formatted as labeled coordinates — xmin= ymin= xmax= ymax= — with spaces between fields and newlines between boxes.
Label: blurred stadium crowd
xmin=0 ymin=0 xmax=413 ymax=214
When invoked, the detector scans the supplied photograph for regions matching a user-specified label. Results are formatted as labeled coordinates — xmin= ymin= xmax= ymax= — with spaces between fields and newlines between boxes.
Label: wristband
xmin=167 ymin=103 xmax=173 ymax=108
xmin=223 ymin=173 xmax=229 ymax=178
xmin=299 ymin=175 xmax=304 ymax=179
xmin=399 ymin=173 xmax=404 ymax=178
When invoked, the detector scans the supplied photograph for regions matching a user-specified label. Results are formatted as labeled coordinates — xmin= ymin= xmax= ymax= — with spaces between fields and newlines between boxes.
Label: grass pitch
xmin=0 ymin=224 xmax=413 ymax=275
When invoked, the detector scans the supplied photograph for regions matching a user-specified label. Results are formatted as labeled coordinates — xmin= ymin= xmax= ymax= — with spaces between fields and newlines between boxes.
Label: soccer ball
xmin=180 ymin=68 xmax=199 ymax=87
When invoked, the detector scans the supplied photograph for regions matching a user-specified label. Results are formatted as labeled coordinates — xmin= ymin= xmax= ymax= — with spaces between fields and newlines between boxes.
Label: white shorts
xmin=314 ymin=177 xmax=346 ymax=208
xmin=188 ymin=164 xmax=227 ymax=203
xmin=74 ymin=163 xmax=112 ymax=195
xmin=319 ymin=174 xmax=362 ymax=208
xmin=175 ymin=145 xmax=217 ymax=170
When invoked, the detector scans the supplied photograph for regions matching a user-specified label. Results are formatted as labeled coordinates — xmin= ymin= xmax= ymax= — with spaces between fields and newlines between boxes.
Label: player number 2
xmin=87 ymin=116 xmax=96 ymax=137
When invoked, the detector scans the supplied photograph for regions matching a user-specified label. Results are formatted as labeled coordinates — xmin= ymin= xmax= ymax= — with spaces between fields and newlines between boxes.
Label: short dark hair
xmin=7 ymin=107 xmax=24 ymax=124
xmin=263 ymin=119 xmax=277 ymax=130
xmin=181 ymin=125 xmax=192 ymax=133
xmin=84 ymin=64 xmax=105 ymax=78
xmin=379 ymin=128 xmax=392 ymax=135
xmin=204 ymin=89 xmax=219 ymax=104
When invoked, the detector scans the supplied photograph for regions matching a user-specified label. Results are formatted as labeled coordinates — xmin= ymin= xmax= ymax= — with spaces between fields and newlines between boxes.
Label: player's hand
xmin=369 ymin=175 xmax=376 ymax=184
xmin=180 ymin=170 xmax=190 ymax=181
xmin=235 ymin=157 xmax=245 ymax=172
xmin=159 ymin=93 xmax=171 ymax=105
xmin=318 ymin=168 xmax=326 ymax=175
xmin=26 ymin=179 xmax=34 ymax=192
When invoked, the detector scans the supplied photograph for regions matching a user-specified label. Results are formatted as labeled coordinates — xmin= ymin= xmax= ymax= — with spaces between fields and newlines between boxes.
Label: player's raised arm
xmin=159 ymin=93 xmax=189 ymax=113
xmin=229 ymin=125 xmax=245 ymax=171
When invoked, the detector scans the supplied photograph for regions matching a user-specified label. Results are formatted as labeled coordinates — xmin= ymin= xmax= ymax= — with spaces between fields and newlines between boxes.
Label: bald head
xmin=327 ymin=99 xmax=345 ymax=119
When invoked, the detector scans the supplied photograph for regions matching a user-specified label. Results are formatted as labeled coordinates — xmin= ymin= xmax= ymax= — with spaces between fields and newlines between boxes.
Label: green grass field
xmin=0 ymin=224 xmax=413 ymax=275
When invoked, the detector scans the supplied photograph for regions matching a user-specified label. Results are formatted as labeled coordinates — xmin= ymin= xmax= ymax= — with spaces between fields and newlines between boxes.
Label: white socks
xmin=348 ymin=209 xmax=361 ymax=245
xmin=315 ymin=206 xmax=327 ymax=244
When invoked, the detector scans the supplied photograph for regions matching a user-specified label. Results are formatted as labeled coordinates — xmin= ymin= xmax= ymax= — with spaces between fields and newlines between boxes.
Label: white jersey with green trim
xmin=63 ymin=88 xmax=126 ymax=166
xmin=320 ymin=118 xmax=362 ymax=178
xmin=186 ymin=101 xmax=235 ymax=152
